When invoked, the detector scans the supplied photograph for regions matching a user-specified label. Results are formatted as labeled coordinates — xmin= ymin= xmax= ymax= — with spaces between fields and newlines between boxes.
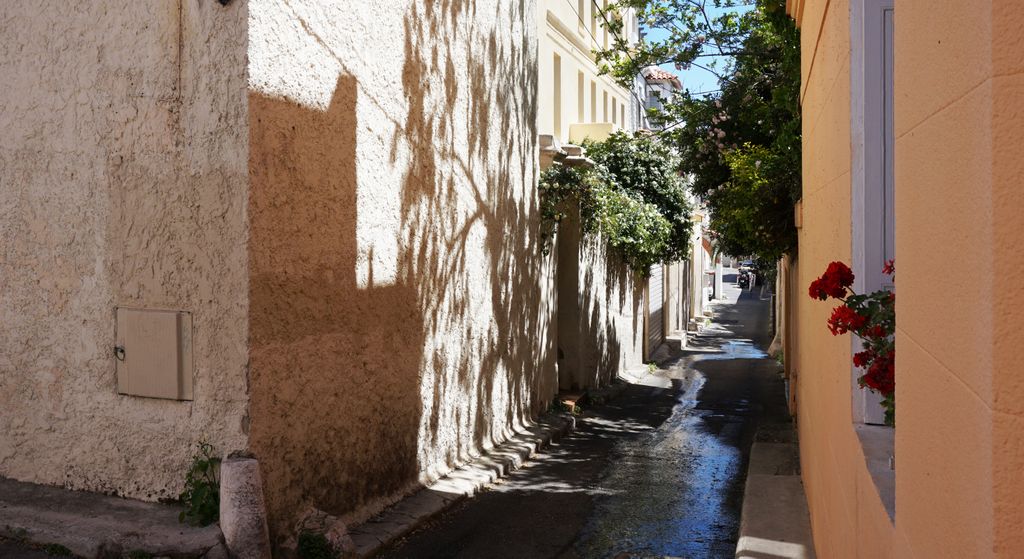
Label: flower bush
xmin=538 ymin=132 xmax=692 ymax=274
xmin=809 ymin=260 xmax=896 ymax=425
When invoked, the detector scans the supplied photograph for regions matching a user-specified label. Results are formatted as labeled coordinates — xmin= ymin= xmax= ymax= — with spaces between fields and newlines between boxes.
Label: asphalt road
xmin=379 ymin=270 xmax=789 ymax=559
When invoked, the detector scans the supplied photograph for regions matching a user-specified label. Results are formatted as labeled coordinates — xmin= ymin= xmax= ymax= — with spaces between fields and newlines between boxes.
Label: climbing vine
xmin=539 ymin=132 xmax=690 ymax=273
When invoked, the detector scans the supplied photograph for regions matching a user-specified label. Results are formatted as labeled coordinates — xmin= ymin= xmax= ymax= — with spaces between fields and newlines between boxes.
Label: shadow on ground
xmin=378 ymin=277 xmax=789 ymax=559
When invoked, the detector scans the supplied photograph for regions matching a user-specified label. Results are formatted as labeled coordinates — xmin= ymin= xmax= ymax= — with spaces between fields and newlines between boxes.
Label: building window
xmin=602 ymin=0 xmax=609 ymax=48
xmin=590 ymin=81 xmax=597 ymax=123
xmin=578 ymin=72 xmax=585 ymax=123
xmin=553 ymin=54 xmax=562 ymax=138
xmin=603 ymin=90 xmax=608 ymax=122
xmin=612 ymin=97 xmax=617 ymax=124
xmin=851 ymin=0 xmax=895 ymax=425
xmin=621 ymin=104 xmax=626 ymax=129
xmin=578 ymin=0 xmax=586 ymax=35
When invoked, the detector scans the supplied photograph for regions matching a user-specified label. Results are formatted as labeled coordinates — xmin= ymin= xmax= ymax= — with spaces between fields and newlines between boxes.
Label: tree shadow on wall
xmin=247 ymin=0 xmax=556 ymax=544
xmin=247 ymin=75 xmax=426 ymax=539
xmin=393 ymin=0 xmax=553 ymax=475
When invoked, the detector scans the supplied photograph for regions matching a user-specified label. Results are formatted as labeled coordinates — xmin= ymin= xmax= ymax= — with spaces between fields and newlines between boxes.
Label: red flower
xmin=860 ymin=350 xmax=895 ymax=395
xmin=828 ymin=305 xmax=868 ymax=336
xmin=808 ymin=261 xmax=855 ymax=300
xmin=863 ymin=325 xmax=888 ymax=339
xmin=826 ymin=261 xmax=855 ymax=288
xmin=882 ymin=259 xmax=895 ymax=276
xmin=806 ymin=261 xmax=856 ymax=301
xmin=853 ymin=349 xmax=874 ymax=368
xmin=808 ymin=278 xmax=829 ymax=300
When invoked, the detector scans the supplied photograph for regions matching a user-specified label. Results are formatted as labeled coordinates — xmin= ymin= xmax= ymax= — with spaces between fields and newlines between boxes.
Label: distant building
xmin=641 ymin=66 xmax=683 ymax=130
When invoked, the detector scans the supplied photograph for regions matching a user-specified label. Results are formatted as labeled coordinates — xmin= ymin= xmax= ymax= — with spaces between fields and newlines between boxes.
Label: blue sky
xmin=640 ymin=3 xmax=755 ymax=96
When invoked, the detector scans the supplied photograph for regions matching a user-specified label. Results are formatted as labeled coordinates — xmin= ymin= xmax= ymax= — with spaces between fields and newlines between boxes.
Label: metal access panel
xmin=115 ymin=308 xmax=193 ymax=401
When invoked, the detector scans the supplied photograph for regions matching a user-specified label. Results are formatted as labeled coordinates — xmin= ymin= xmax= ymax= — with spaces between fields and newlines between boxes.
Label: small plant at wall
xmin=296 ymin=531 xmax=340 ymax=559
xmin=808 ymin=260 xmax=896 ymax=425
xmin=179 ymin=440 xmax=220 ymax=526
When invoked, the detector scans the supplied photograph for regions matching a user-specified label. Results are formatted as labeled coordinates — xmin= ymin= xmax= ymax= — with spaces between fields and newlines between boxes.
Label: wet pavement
xmin=379 ymin=270 xmax=789 ymax=559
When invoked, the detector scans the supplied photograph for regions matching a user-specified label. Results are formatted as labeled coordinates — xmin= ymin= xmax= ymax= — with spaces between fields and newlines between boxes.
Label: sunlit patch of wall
xmin=245 ymin=0 xmax=552 ymax=540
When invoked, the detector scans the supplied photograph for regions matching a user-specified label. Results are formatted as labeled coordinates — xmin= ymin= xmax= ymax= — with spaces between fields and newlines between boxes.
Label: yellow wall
xmin=537 ymin=0 xmax=635 ymax=142
xmin=791 ymin=0 xmax=1024 ymax=556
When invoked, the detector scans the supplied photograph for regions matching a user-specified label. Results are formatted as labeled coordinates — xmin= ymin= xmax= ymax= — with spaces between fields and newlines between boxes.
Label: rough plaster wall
xmin=577 ymin=238 xmax=645 ymax=386
xmin=0 ymin=1 xmax=250 ymax=499
xmin=246 ymin=0 xmax=550 ymax=536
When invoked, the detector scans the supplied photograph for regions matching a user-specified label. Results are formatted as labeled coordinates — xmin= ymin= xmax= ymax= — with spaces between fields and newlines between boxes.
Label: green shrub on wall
xmin=584 ymin=132 xmax=692 ymax=264
xmin=538 ymin=131 xmax=691 ymax=273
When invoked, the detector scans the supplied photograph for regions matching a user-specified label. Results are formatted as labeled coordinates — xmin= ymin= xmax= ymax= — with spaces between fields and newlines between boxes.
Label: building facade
xmin=0 ymin=0 xmax=552 ymax=545
xmin=537 ymin=0 xmax=642 ymax=143
xmin=784 ymin=0 xmax=1024 ymax=556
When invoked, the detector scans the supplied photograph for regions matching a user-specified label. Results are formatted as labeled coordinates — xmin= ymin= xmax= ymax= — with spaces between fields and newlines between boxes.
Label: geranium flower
xmin=808 ymin=261 xmax=855 ymax=300
xmin=882 ymin=259 xmax=895 ymax=276
xmin=827 ymin=305 xmax=868 ymax=336
xmin=853 ymin=349 xmax=875 ymax=368
xmin=863 ymin=325 xmax=888 ymax=339
xmin=860 ymin=351 xmax=895 ymax=395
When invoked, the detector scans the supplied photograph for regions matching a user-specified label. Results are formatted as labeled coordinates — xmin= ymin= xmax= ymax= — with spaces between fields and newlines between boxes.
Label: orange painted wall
xmin=789 ymin=1 xmax=896 ymax=556
xmin=790 ymin=0 xmax=1024 ymax=556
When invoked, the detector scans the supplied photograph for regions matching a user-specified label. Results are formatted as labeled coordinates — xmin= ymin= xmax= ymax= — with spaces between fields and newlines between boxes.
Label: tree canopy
xmin=597 ymin=0 xmax=801 ymax=262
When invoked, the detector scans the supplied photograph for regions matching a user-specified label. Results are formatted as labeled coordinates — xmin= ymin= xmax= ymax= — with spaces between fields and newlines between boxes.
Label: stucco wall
xmin=245 ymin=0 xmax=551 ymax=537
xmin=789 ymin=1 xmax=897 ymax=557
xmin=0 ymin=1 xmax=251 ymax=499
xmin=577 ymin=237 xmax=645 ymax=386
xmin=792 ymin=0 xmax=1024 ymax=556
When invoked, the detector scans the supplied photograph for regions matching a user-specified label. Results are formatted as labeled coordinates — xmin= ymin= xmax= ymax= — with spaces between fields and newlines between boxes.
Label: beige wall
xmin=0 ymin=1 xmax=251 ymax=500
xmin=789 ymin=2 xmax=884 ymax=556
xmin=1 ymin=0 xmax=553 ymax=543
xmin=245 ymin=0 xmax=552 ymax=537
xmin=790 ymin=0 xmax=1024 ymax=556
xmin=577 ymin=236 xmax=645 ymax=384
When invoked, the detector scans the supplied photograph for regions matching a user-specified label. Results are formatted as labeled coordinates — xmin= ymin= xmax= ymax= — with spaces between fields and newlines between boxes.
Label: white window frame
xmin=850 ymin=0 xmax=895 ymax=425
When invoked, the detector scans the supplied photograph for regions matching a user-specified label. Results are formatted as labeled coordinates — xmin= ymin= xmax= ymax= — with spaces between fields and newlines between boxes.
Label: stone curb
xmin=348 ymin=412 xmax=576 ymax=557
xmin=735 ymin=427 xmax=816 ymax=559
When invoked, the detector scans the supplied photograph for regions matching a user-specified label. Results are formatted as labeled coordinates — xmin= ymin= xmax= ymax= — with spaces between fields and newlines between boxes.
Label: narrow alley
xmin=378 ymin=270 xmax=790 ymax=559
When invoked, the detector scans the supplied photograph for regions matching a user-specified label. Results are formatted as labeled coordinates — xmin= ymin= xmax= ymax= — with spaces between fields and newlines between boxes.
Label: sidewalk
xmin=0 ymin=477 xmax=226 ymax=558
xmin=734 ymin=424 xmax=816 ymax=559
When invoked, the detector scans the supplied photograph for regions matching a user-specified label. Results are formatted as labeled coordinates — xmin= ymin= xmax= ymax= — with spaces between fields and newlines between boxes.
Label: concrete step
xmin=735 ymin=438 xmax=815 ymax=558
xmin=736 ymin=475 xmax=816 ymax=559
xmin=0 ymin=478 xmax=225 ymax=558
